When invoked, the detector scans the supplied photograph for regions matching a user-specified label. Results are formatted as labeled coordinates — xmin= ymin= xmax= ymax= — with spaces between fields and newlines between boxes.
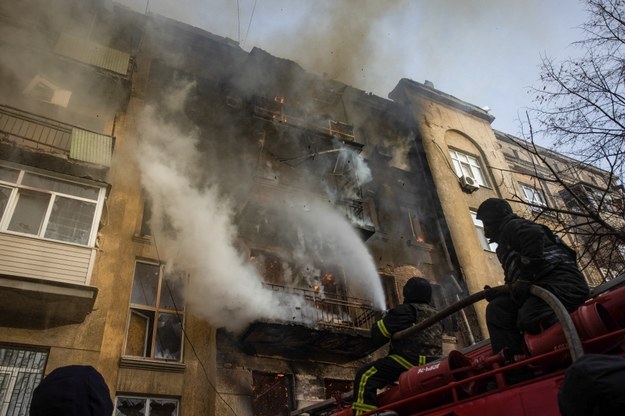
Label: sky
xmin=117 ymin=0 xmax=589 ymax=137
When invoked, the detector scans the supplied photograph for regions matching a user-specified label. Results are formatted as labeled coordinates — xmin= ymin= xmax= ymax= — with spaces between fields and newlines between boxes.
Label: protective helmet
xmin=403 ymin=276 xmax=432 ymax=304
xmin=476 ymin=198 xmax=513 ymax=224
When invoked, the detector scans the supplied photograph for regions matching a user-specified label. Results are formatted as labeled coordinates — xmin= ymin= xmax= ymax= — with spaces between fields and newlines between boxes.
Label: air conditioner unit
xmin=459 ymin=176 xmax=479 ymax=193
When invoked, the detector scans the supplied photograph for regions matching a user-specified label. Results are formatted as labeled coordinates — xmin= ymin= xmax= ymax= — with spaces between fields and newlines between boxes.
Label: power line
xmin=242 ymin=0 xmax=258 ymax=48
xmin=153 ymin=235 xmax=240 ymax=416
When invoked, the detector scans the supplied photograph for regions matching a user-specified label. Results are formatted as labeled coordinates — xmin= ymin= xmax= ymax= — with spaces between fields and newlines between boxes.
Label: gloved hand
xmin=510 ymin=280 xmax=532 ymax=304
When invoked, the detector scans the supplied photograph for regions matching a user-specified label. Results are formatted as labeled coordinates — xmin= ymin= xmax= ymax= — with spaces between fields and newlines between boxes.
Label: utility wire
xmin=242 ymin=0 xmax=258 ymax=48
xmin=153 ymin=235 xmax=240 ymax=416
xmin=236 ymin=0 xmax=241 ymax=44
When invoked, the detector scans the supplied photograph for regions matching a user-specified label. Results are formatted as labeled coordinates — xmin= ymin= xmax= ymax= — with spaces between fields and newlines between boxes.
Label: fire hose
xmin=290 ymin=284 xmax=585 ymax=416
xmin=392 ymin=284 xmax=584 ymax=362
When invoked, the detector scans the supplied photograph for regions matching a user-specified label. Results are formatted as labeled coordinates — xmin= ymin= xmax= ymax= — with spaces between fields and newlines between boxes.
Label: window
xmin=124 ymin=261 xmax=186 ymax=362
xmin=520 ymin=184 xmax=546 ymax=207
xmin=115 ymin=395 xmax=179 ymax=416
xmin=449 ymin=150 xmax=486 ymax=186
xmin=471 ymin=211 xmax=497 ymax=252
xmin=324 ymin=378 xmax=353 ymax=399
xmin=0 ymin=164 xmax=105 ymax=246
xmin=0 ymin=346 xmax=48 ymax=416
xmin=251 ymin=372 xmax=293 ymax=416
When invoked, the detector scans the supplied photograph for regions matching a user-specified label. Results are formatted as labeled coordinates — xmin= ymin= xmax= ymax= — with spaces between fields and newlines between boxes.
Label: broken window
xmin=0 ymin=345 xmax=48 ymax=415
xmin=324 ymin=378 xmax=353 ymax=399
xmin=251 ymin=371 xmax=293 ymax=416
xmin=124 ymin=261 xmax=186 ymax=361
xmin=0 ymin=163 xmax=105 ymax=246
xmin=114 ymin=395 xmax=179 ymax=416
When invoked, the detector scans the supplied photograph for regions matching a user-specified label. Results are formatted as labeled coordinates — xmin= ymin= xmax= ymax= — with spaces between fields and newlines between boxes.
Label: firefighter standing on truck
xmin=477 ymin=198 xmax=589 ymax=381
xmin=352 ymin=276 xmax=443 ymax=416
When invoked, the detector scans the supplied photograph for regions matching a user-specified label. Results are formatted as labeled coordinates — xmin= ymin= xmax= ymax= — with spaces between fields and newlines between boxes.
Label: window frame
xmin=114 ymin=394 xmax=180 ymax=416
xmin=0 ymin=345 xmax=49 ymax=416
xmin=0 ymin=163 xmax=106 ymax=247
xmin=449 ymin=149 xmax=487 ymax=187
xmin=470 ymin=210 xmax=497 ymax=252
xmin=123 ymin=260 xmax=186 ymax=363
xmin=520 ymin=183 xmax=547 ymax=207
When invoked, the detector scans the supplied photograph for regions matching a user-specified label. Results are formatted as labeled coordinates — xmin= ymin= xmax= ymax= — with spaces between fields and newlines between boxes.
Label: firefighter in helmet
xmin=352 ymin=276 xmax=443 ymax=415
xmin=476 ymin=198 xmax=589 ymax=374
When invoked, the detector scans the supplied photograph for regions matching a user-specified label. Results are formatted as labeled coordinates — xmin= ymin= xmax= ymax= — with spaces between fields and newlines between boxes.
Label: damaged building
xmin=0 ymin=1 xmax=621 ymax=415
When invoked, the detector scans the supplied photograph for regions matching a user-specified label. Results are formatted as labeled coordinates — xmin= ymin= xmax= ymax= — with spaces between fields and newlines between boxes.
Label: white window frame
xmin=449 ymin=149 xmax=487 ymax=186
xmin=0 ymin=163 xmax=106 ymax=247
xmin=471 ymin=211 xmax=497 ymax=252
xmin=114 ymin=395 xmax=179 ymax=416
xmin=520 ymin=184 xmax=547 ymax=207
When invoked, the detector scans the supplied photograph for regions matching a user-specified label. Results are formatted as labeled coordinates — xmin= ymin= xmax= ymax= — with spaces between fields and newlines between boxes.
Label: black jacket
xmin=371 ymin=302 xmax=442 ymax=363
xmin=493 ymin=214 xmax=589 ymax=309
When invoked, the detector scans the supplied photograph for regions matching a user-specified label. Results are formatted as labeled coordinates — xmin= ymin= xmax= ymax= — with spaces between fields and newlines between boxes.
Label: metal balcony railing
xmin=0 ymin=105 xmax=113 ymax=166
xmin=263 ymin=283 xmax=379 ymax=330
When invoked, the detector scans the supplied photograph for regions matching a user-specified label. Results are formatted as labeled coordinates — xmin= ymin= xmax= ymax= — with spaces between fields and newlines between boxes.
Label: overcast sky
xmin=118 ymin=0 xmax=588 ymax=136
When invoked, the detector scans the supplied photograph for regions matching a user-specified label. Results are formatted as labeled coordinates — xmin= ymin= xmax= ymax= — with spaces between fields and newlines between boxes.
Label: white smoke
xmin=134 ymin=81 xmax=385 ymax=333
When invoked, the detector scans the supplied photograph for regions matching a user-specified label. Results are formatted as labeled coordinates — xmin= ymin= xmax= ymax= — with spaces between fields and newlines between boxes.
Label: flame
xmin=416 ymin=236 xmax=425 ymax=243
xmin=312 ymin=284 xmax=320 ymax=291
xmin=322 ymin=273 xmax=334 ymax=283
xmin=274 ymin=96 xmax=285 ymax=104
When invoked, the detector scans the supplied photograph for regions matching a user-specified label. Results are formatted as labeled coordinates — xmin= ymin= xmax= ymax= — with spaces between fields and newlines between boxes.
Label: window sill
xmin=119 ymin=356 xmax=185 ymax=373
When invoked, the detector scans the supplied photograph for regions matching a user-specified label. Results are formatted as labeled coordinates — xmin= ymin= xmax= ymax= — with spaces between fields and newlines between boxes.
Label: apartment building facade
xmin=0 ymin=1 xmax=621 ymax=415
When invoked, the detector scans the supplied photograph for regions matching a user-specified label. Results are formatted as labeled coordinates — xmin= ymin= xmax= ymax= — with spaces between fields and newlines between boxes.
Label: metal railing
xmin=263 ymin=283 xmax=379 ymax=330
xmin=0 ymin=105 xmax=73 ymax=153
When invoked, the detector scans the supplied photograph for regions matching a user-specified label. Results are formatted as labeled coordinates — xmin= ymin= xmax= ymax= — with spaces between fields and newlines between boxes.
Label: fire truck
xmin=291 ymin=275 xmax=625 ymax=416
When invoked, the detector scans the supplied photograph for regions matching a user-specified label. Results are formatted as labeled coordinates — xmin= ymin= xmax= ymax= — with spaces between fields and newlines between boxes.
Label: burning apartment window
xmin=115 ymin=395 xmax=179 ymax=416
xmin=0 ymin=163 xmax=105 ymax=246
xmin=471 ymin=211 xmax=497 ymax=252
xmin=0 ymin=345 xmax=48 ymax=415
xmin=124 ymin=261 xmax=186 ymax=362
xmin=449 ymin=149 xmax=487 ymax=186
xmin=324 ymin=378 xmax=353 ymax=399
xmin=251 ymin=371 xmax=293 ymax=416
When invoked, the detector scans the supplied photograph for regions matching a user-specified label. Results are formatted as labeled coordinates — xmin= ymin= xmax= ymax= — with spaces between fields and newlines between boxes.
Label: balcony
xmin=0 ymin=104 xmax=114 ymax=169
xmin=237 ymin=284 xmax=382 ymax=363
xmin=0 ymin=233 xmax=98 ymax=328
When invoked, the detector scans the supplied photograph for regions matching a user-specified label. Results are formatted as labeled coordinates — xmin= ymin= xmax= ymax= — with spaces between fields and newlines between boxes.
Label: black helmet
xmin=476 ymin=198 xmax=513 ymax=224
xmin=403 ymin=276 xmax=432 ymax=304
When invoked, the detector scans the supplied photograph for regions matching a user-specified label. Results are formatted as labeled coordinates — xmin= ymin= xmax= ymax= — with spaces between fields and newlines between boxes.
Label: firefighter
xmin=476 ymin=198 xmax=589 ymax=376
xmin=352 ymin=276 xmax=442 ymax=416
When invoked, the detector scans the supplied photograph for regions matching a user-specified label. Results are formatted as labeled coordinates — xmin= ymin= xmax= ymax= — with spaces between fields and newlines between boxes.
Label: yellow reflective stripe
xmin=389 ymin=354 xmax=413 ymax=370
xmin=352 ymin=402 xmax=377 ymax=412
xmin=377 ymin=320 xmax=391 ymax=338
xmin=355 ymin=366 xmax=378 ymax=409
xmin=419 ymin=355 xmax=426 ymax=365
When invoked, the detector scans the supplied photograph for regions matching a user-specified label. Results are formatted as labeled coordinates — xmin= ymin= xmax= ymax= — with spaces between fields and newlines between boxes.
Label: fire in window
xmin=251 ymin=371 xmax=293 ymax=416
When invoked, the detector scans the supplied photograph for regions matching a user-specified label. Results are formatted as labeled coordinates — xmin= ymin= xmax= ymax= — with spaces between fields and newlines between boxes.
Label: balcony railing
xmin=0 ymin=105 xmax=113 ymax=166
xmin=263 ymin=283 xmax=379 ymax=330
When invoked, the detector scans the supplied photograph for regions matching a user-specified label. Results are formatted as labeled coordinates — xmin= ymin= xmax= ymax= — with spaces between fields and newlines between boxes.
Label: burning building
xmin=0 ymin=1 xmax=619 ymax=415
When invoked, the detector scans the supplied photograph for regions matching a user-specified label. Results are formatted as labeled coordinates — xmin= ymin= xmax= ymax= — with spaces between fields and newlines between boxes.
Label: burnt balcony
xmin=237 ymin=284 xmax=382 ymax=363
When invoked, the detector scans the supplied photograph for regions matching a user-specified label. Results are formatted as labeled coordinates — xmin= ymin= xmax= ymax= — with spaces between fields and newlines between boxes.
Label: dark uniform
xmin=352 ymin=277 xmax=443 ymax=415
xmin=477 ymin=198 xmax=589 ymax=359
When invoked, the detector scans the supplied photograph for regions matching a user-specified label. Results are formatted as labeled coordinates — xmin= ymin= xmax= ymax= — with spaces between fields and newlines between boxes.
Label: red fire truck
xmin=292 ymin=275 xmax=625 ymax=416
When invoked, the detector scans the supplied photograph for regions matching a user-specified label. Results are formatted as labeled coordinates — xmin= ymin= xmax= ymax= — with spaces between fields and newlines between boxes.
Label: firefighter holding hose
xmin=477 ymin=198 xmax=589 ymax=382
xmin=352 ymin=276 xmax=443 ymax=415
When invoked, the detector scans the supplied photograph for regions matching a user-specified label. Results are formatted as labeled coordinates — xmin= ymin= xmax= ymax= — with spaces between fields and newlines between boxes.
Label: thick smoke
xmin=135 ymin=82 xmax=384 ymax=332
